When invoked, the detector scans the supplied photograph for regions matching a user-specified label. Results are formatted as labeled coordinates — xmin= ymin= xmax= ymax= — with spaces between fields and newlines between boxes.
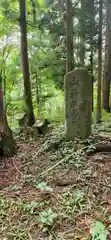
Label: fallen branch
xmin=87 ymin=143 xmax=111 ymax=156
xmin=40 ymin=158 xmax=65 ymax=177
xmin=12 ymin=157 xmax=23 ymax=176
xmin=32 ymin=140 xmax=48 ymax=161
xmin=40 ymin=154 xmax=72 ymax=177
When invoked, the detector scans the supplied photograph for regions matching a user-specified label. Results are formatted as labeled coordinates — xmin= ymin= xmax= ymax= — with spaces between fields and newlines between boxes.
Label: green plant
xmin=74 ymin=190 xmax=85 ymax=204
xmin=39 ymin=208 xmax=58 ymax=232
xmin=37 ymin=182 xmax=53 ymax=192
xmin=23 ymin=201 xmax=43 ymax=214
xmin=62 ymin=193 xmax=75 ymax=214
xmin=90 ymin=221 xmax=109 ymax=240
xmin=86 ymin=144 xmax=96 ymax=154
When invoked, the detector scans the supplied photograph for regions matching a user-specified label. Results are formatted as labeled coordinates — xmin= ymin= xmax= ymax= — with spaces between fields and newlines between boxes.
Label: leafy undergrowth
xmin=1 ymin=123 xmax=111 ymax=239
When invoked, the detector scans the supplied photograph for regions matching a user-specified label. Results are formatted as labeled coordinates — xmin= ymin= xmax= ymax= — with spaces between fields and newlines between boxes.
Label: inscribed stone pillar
xmin=64 ymin=68 xmax=92 ymax=140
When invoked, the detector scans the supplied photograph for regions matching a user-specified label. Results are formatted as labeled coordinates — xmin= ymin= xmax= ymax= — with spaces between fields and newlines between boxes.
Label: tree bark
xmin=102 ymin=0 xmax=111 ymax=112
xmin=89 ymin=0 xmax=94 ymax=111
xmin=19 ymin=0 xmax=35 ymax=126
xmin=35 ymin=72 xmax=40 ymax=114
xmin=102 ymin=29 xmax=109 ymax=111
xmin=96 ymin=0 xmax=103 ymax=122
xmin=0 ymin=73 xmax=16 ymax=158
xmin=66 ymin=0 xmax=74 ymax=73
xmin=30 ymin=1 xmax=40 ymax=114
xmin=80 ymin=0 xmax=85 ymax=66
xmin=86 ymin=143 xmax=111 ymax=156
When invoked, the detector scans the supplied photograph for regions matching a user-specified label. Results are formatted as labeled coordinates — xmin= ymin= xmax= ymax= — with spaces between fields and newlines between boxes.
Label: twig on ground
xmin=12 ymin=157 xmax=23 ymax=176
xmin=32 ymin=140 xmax=48 ymax=161
xmin=40 ymin=155 xmax=71 ymax=177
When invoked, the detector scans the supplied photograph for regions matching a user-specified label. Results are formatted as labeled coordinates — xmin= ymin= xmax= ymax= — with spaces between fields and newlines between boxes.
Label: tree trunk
xmin=66 ymin=0 xmax=74 ymax=73
xmin=89 ymin=0 xmax=94 ymax=111
xmin=102 ymin=0 xmax=111 ymax=112
xmin=96 ymin=0 xmax=103 ymax=123
xmin=35 ymin=72 xmax=40 ymax=114
xmin=0 ymin=73 xmax=16 ymax=159
xmin=31 ymin=0 xmax=36 ymax=24
xmin=19 ymin=0 xmax=35 ymax=126
xmin=102 ymin=29 xmax=109 ymax=110
xmin=80 ymin=0 xmax=85 ymax=66
xmin=30 ymin=1 xmax=40 ymax=114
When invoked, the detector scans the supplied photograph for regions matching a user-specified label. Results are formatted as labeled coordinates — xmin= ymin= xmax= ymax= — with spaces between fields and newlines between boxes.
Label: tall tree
xmin=19 ymin=0 xmax=35 ymax=126
xmin=30 ymin=0 xmax=40 ymax=113
xmin=102 ymin=28 xmax=108 ymax=107
xmin=102 ymin=0 xmax=111 ymax=112
xmin=89 ymin=0 xmax=94 ymax=111
xmin=96 ymin=0 xmax=103 ymax=122
xmin=66 ymin=0 xmax=74 ymax=73
xmin=0 ymin=72 xmax=15 ymax=158
xmin=80 ymin=0 xmax=85 ymax=66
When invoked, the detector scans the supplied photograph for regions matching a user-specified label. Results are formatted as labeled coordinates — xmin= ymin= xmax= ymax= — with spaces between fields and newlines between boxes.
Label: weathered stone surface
xmin=64 ymin=68 xmax=92 ymax=140
xmin=32 ymin=118 xmax=49 ymax=135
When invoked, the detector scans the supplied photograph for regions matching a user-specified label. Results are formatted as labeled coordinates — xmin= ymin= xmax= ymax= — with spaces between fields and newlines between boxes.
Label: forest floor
xmin=1 ymin=123 xmax=111 ymax=239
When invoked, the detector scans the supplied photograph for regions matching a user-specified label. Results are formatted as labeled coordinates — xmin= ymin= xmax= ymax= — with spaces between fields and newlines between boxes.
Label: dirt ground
xmin=0 ymin=126 xmax=111 ymax=239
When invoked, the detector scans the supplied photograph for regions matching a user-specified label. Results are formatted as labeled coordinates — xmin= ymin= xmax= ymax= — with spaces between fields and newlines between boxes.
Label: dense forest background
xmin=0 ymin=0 xmax=110 ymax=131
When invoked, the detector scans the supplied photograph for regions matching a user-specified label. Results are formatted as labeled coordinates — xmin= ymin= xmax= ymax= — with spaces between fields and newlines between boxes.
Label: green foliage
xmin=90 ymin=221 xmax=109 ymax=240
xmin=37 ymin=182 xmax=53 ymax=192
xmin=62 ymin=189 xmax=85 ymax=216
xmin=86 ymin=143 xmax=96 ymax=154
xmin=23 ymin=201 xmax=42 ymax=214
xmin=0 ymin=0 xmax=106 ymax=131
xmin=39 ymin=208 xmax=58 ymax=231
xmin=43 ymin=92 xmax=64 ymax=122
xmin=74 ymin=189 xmax=85 ymax=203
